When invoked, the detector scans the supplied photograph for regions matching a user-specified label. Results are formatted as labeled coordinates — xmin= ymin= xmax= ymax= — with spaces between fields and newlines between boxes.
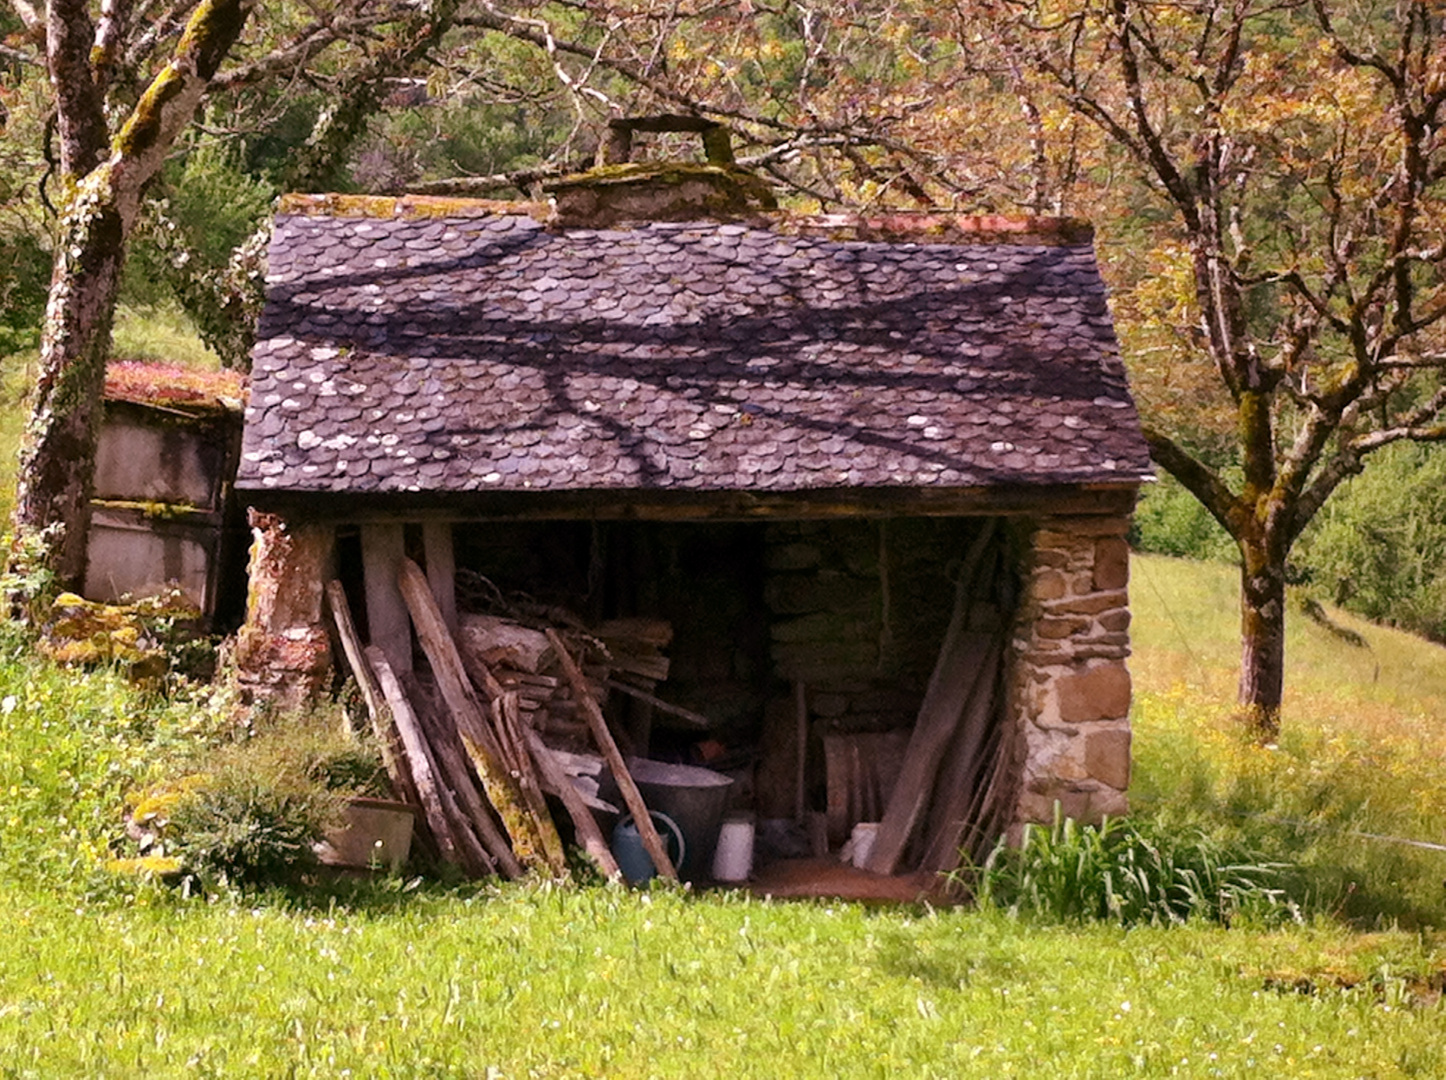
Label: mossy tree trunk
xmin=1005 ymin=0 xmax=1446 ymax=736
xmin=10 ymin=0 xmax=256 ymax=588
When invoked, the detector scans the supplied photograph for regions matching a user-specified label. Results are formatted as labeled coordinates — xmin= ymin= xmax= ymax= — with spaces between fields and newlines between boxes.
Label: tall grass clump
xmin=972 ymin=808 xmax=1295 ymax=927
xmin=1130 ymin=554 xmax=1446 ymax=927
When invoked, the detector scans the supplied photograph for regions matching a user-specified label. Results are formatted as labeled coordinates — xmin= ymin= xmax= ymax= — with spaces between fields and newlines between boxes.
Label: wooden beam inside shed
xmin=423 ymin=521 xmax=458 ymax=633
xmin=361 ymin=523 xmax=412 ymax=676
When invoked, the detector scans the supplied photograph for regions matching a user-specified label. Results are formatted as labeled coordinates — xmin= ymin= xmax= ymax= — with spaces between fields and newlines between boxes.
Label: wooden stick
xmin=367 ymin=646 xmax=490 ymax=876
xmin=865 ymin=521 xmax=998 ymax=875
xmin=525 ymin=728 xmax=621 ymax=878
xmin=604 ymin=679 xmax=711 ymax=729
xmin=794 ymin=680 xmax=808 ymax=824
xmin=326 ymin=580 xmax=410 ymax=793
xmin=917 ymin=638 xmax=1004 ymax=873
xmin=546 ymin=628 xmax=678 ymax=880
xmin=495 ymin=692 xmax=569 ymax=878
xmin=398 ymin=558 xmax=546 ymax=873
xmin=409 ymin=683 xmax=523 ymax=878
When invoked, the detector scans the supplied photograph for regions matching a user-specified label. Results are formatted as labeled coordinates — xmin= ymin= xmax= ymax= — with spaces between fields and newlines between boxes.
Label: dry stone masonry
xmin=1008 ymin=514 xmax=1133 ymax=824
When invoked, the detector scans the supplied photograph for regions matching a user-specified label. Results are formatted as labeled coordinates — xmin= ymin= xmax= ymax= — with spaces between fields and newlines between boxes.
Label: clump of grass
xmin=971 ymin=808 xmax=1296 ymax=927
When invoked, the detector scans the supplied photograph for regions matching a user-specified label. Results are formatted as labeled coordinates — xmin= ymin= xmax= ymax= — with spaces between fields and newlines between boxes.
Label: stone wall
xmin=1007 ymin=514 xmax=1132 ymax=825
xmin=233 ymin=510 xmax=334 ymax=712
xmin=764 ymin=518 xmax=992 ymax=732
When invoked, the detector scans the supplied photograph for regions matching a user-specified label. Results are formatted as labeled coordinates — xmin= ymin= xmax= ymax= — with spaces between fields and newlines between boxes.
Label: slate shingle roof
xmin=237 ymin=199 xmax=1151 ymax=499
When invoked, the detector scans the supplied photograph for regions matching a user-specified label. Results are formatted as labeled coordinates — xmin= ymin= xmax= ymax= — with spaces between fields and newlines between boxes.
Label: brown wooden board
xmin=546 ymin=628 xmax=678 ymax=880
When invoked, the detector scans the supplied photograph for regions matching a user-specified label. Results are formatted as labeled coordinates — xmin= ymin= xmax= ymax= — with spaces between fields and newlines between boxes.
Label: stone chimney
xmin=544 ymin=115 xmax=777 ymax=227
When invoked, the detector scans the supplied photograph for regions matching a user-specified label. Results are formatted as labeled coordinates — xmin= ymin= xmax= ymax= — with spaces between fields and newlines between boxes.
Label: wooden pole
xmin=546 ymin=628 xmax=678 ymax=880
xmin=398 ymin=558 xmax=548 ymax=873
xmin=367 ymin=646 xmax=491 ymax=876
xmin=794 ymin=680 xmax=808 ymax=824
xmin=494 ymin=691 xmax=569 ymax=878
xmin=326 ymin=580 xmax=411 ymax=795
xmin=361 ymin=524 xmax=412 ymax=675
xmin=525 ymin=727 xmax=621 ymax=878
xmin=604 ymin=679 xmax=711 ymax=729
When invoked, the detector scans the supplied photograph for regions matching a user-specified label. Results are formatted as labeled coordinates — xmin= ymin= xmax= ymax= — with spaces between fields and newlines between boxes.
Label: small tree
xmin=4 ymin=0 xmax=458 ymax=587
xmin=984 ymin=0 xmax=1446 ymax=735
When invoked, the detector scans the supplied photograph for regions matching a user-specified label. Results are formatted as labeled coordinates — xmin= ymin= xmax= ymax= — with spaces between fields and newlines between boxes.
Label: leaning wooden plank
xmin=864 ymin=521 xmax=999 ymax=875
xmin=525 ymin=728 xmax=621 ymax=878
xmin=863 ymin=630 xmax=993 ymax=875
xmin=327 ymin=581 xmax=410 ymax=783
xmin=361 ymin=524 xmax=412 ymax=676
xmin=409 ymin=682 xmax=524 ymax=878
xmin=367 ymin=646 xmax=487 ymax=875
xmin=546 ymin=628 xmax=678 ymax=880
xmin=398 ymin=558 xmax=547 ymax=873
xmin=604 ymin=679 xmax=711 ymax=729
xmin=917 ymin=638 xmax=1005 ymax=874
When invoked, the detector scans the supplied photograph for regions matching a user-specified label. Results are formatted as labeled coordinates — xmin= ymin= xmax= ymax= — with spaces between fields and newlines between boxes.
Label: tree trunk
xmin=1237 ymin=539 xmax=1286 ymax=741
xmin=11 ymin=204 xmax=127 ymax=585
xmin=9 ymin=0 xmax=256 ymax=590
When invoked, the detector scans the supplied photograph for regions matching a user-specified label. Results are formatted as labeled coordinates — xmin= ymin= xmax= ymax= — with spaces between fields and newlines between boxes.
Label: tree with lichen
xmin=9 ymin=0 xmax=259 ymax=588
xmin=3 ymin=0 xmax=465 ymax=590
xmin=962 ymin=1 xmax=1446 ymax=736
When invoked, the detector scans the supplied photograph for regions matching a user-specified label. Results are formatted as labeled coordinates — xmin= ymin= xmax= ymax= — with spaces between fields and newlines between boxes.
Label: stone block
xmin=1056 ymin=663 xmax=1131 ymax=723
xmin=764 ymin=571 xmax=874 ymax=615
xmin=1084 ymin=726 xmax=1132 ymax=790
xmin=1043 ymin=589 xmax=1129 ymax=616
xmin=1093 ymin=537 xmax=1130 ymax=590
xmin=1040 ymin=515 xmax=1130 ymax=538
xmin=1036 ymin=615 xmax=1091 ymax=640
xmin=1032 ymin=569 xmax=1069 ymax=600
xmin=770 ymin=612 xmax=877 ymax=644
xmin=1098 ymin=609 xmax=1131 ymax=633
xmin=811 ymin=692 xmax=851 ymax=718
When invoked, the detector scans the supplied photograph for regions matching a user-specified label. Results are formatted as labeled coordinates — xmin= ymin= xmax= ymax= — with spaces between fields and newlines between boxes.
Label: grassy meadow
xmin=0 ymin=554 xmax=1442 ymax=1075
xmin=1 ymin=324 xmax=1446 ymax=1073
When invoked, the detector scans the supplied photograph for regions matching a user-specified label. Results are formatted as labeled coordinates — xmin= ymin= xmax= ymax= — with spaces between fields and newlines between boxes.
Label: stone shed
xmin=233 ymin=175 xmax=1152 ymax=873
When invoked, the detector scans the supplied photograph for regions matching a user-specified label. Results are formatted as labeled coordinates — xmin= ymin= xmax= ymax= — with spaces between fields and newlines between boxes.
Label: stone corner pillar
xmin=1006 ymin=514 xmax=1133 ymax=827
xmin=232 ymin=509 xmax=335 ymax=713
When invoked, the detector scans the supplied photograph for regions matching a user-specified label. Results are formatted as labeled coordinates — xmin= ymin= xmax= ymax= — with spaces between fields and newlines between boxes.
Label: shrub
xmin=1130 ymin=474 xmax=1237 ymax=562
xmin=128 ymin=709 xmax=386 ymax=888
xmin=1296 ymin=441 xmax=1446 ymax=642
xmin=165 ymin=771 xmax=337 ymax=886
xmin=970 ymin=808 xmax=1296 ymax=927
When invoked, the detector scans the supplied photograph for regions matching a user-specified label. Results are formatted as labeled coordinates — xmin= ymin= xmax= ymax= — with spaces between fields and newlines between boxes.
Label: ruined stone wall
xmin=233 ymin=510 xmax=334 ymax=713
xmin=1008 ymin=514 xmax=1132 ymax=825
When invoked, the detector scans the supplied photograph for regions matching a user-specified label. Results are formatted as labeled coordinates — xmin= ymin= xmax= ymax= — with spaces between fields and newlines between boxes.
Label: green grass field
xmin=0 ymin=554 xmax=1443 ymax=1076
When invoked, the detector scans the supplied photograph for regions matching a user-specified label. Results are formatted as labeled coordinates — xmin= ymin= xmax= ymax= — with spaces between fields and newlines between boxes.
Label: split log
xmin=459 ymin=614 xmax=555 ymax=675
xmin=595 ymin=617 xmax=674 ymax=648
xmin=367 ymin=646 xmax=493 ymax=877
xmin=546 ymin=628 xmax=678 ymax=880
xmin=864 ymin=521 xmax=998 ymax=875
xmin=525 ymin=728 xmax=621 ymax=878
xmin=398 ymin=558 xmax=547 ymax=874
xmin=604 ymin=679 xmax=711 ymax=729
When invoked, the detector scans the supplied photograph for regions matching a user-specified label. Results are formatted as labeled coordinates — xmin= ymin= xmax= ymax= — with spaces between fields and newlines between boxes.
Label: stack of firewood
xmin=325 ymin=559 xmax=683 ymax=882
